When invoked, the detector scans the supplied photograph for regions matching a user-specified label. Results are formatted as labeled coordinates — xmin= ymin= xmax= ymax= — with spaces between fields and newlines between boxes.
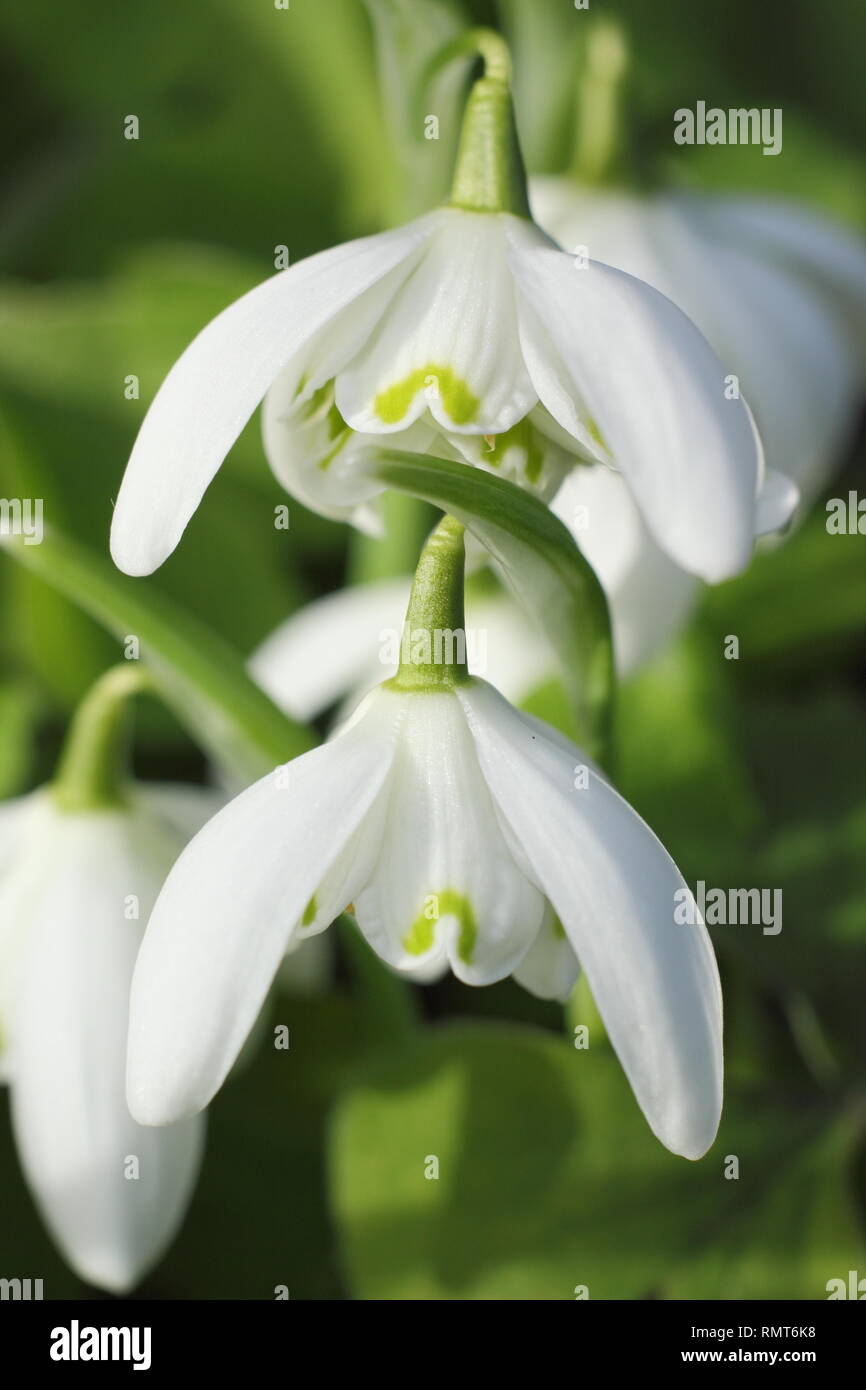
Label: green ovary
xmin=374 ymin=365 xmax=479 ymax=426
xmin=403 ymin=888 xmax=478 ymax=964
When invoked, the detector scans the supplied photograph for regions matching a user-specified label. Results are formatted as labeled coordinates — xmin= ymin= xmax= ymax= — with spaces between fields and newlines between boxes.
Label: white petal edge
xmin=9 ymin=810 xmax=204 ymax=1292
xmin=110 ymin=218 xmax=434 ymax=575
xmin=248 ymin=577 xmax=411 ymax=721
xmin=458 ymin=680 xmax=723 ymax=1159
xmin=127 ymin=691 xmax=403 ymax=1124
xmin=508 ymin=229 xmax=759 ymax=582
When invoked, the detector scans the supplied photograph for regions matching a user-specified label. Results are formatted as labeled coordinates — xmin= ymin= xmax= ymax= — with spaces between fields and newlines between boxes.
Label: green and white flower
xmin=111 ymin=43 xmax=763 ymax=585
xmin=128 ymin=519 xmax=722 ymax=1160
xmin=0 ymin=670 xmax=213 ymax=1292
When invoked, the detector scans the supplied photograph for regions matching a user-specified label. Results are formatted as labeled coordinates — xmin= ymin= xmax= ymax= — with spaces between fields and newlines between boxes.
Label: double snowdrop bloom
xmin=0 ymin=778 xmax=211 ymax=1292
xmin=128 ymin=519 xmax=722 ymax=1159
xmin=531 ymin=180 xmax=866 ymax=506
xmin=111 ymin=53 xmax=765 ymax=586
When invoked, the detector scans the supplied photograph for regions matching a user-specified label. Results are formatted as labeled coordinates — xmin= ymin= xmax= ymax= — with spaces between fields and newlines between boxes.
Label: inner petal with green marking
xmin=374 ymin=365 xmax=479 ymax=428
xmin=404 ymin=888 xmax=478 ymax=964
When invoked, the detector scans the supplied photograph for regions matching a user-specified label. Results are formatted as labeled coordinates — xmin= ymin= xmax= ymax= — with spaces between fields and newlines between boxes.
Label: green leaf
xmin=0 ymin=526 xmax=314 ymax=784
xmin=330 ymin=1023 xmax=864 ymax=1300
xmin=701 ymin=504 xmax=866 ymax=682
xmin=372 ymin=451 xmax=614 ymax=761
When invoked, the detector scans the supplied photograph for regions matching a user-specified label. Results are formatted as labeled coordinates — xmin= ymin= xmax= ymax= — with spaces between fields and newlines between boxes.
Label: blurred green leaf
xmin=0 ymin=526 xmax=314 ymax=784
xmin=330 ymin=1024 xmax=862 ymax=1300
xmin=373 ymin=450 xmax=613 ymax=761
xmin=0 ymin=680 xmax=41 ymax=798
xmin=0 ymin=247 xmax=323 ymax=707
xmin=615 ymin=626 xmax=761 ymax=881
xmin=665 ymin=1108 xmax=865 ymax=1299
xmin=702 ymin=505 xmax=866 ymax=682
xmin=734 ymin=690 xmax=866 ymax=1073
xmin=141 ymin=993 xmax=359 ymax=1299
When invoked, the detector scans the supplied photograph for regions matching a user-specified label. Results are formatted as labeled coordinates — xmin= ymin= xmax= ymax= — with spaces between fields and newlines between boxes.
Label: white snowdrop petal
xmin=249 ymin=577 xmax=412 ymax=722
xmin=703 ymin=195 xmax=866 ymax=352
xmin=552 ymin=466 xmax=700 ymax=676
xmin=755 ymin=469 xmax=800 ymax=536
xmin=336 ymin=208 xmax=537 ymax=436
xmin=508 ymin=230 xmax=759 ymax=582
xmin=354 ymin=690 xmax=545 ymax=985
xmin=110 ymin=218 xmax=431 ymax=576
xmin=127 ymin=691 xmax=403 ymax=1124
xmin=262 ymin=373 xmax=435 ymax=533
xmin=9 ymin=810 xmax=204 ymax=1293
xmin=459 ymin=680 xmax=723 ymax=1159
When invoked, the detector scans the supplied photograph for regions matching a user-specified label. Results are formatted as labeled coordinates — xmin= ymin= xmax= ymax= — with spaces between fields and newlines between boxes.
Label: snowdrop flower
xmin=128 ymin=518 xmax=722 ymax=1159
xmin=111 ymin=36 xmax=762 ymax=585
xmin=0 ymin=669 xmax=211 ymax=1292
xmin=531 ymin=179 xmax=866 ymax=506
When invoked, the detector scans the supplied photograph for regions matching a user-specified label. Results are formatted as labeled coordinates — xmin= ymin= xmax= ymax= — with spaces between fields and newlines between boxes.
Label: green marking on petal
xmin=403 ymin=888 xmax=478 ymax=963
xmin=550 ymin=913 xmax=566 ymax=941
xmin=302 ymin=893 xmax=318 ymax=926
xmin=317 ymin=422 xmax=352 ymax=471
xmin=586 ymin=415 xmax=608 ymax=452
xmin=403 ymin=909 xmax=436 ymax=956
xmin=485 ymin=418 xmax=544 ymax=485
xmin=374 ymin=366 xmax=479 ymax=427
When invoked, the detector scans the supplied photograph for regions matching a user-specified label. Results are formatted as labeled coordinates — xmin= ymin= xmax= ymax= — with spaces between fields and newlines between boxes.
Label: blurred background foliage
xmin=0 ymin=0 xmax=864 ymax=1299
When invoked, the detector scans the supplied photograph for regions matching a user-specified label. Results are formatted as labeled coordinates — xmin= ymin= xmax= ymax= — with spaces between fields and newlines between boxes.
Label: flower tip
xmin=109 ymin=521 xmax=163 ymax=578
xmin=125 ymin=1068 xmax=192 ymax=1129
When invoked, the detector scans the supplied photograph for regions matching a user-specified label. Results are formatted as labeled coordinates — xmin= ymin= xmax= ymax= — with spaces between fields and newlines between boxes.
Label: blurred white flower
xmin=249 ymin=450 xmax=795 ymax=714
xmin=531 ymin=180 xmax=866 ymax=506
xmin=127 ymin=680 xmax=722 ymax=1160
xmin=0 ymin=784 xmax=213 ymax=1293
xmin=110 ymin=200 xmax=765 ymax=584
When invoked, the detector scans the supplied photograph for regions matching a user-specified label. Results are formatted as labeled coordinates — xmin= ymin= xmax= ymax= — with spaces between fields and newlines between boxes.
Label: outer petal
xmin=459 ymin=680 xmax=723 ymax=1159
xmin=658 ymin=215 xmax=858 ymax=503
xmin=755 ymin=469 xmax=799 ymax=537
xmin=110 ymin=219 xmax=432 ymax=575
xmin=533 ymin=181 xmax=861 ymax=505
xmin=8 ymin=809 xmax=203 ymax=1293
xmin=249 ymin=577 xmax=411 ymax=721
xmin=336 ymin=208 xmax=537 ymax=435
xmin=553 ymin=466 xmax=699 ymax=676
xmin=127 ymin=690 xmax=402 ymax=1124
xmin=353 ymin=690 xmax=545 ymax=985
xmin=703 ymin=195 xmax=866 ymax=355
xmin=507 ymin=226 xmax=759 ymax=582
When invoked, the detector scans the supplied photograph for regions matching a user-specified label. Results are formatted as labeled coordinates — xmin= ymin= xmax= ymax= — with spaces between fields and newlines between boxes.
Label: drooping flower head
xmin=128 ymin=518 xmax=723 ymax=1160
xmin=111 ymin=34 xmax=768 ymax=585
xmin=0 ymin=667 xmax=210 ymax=1292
